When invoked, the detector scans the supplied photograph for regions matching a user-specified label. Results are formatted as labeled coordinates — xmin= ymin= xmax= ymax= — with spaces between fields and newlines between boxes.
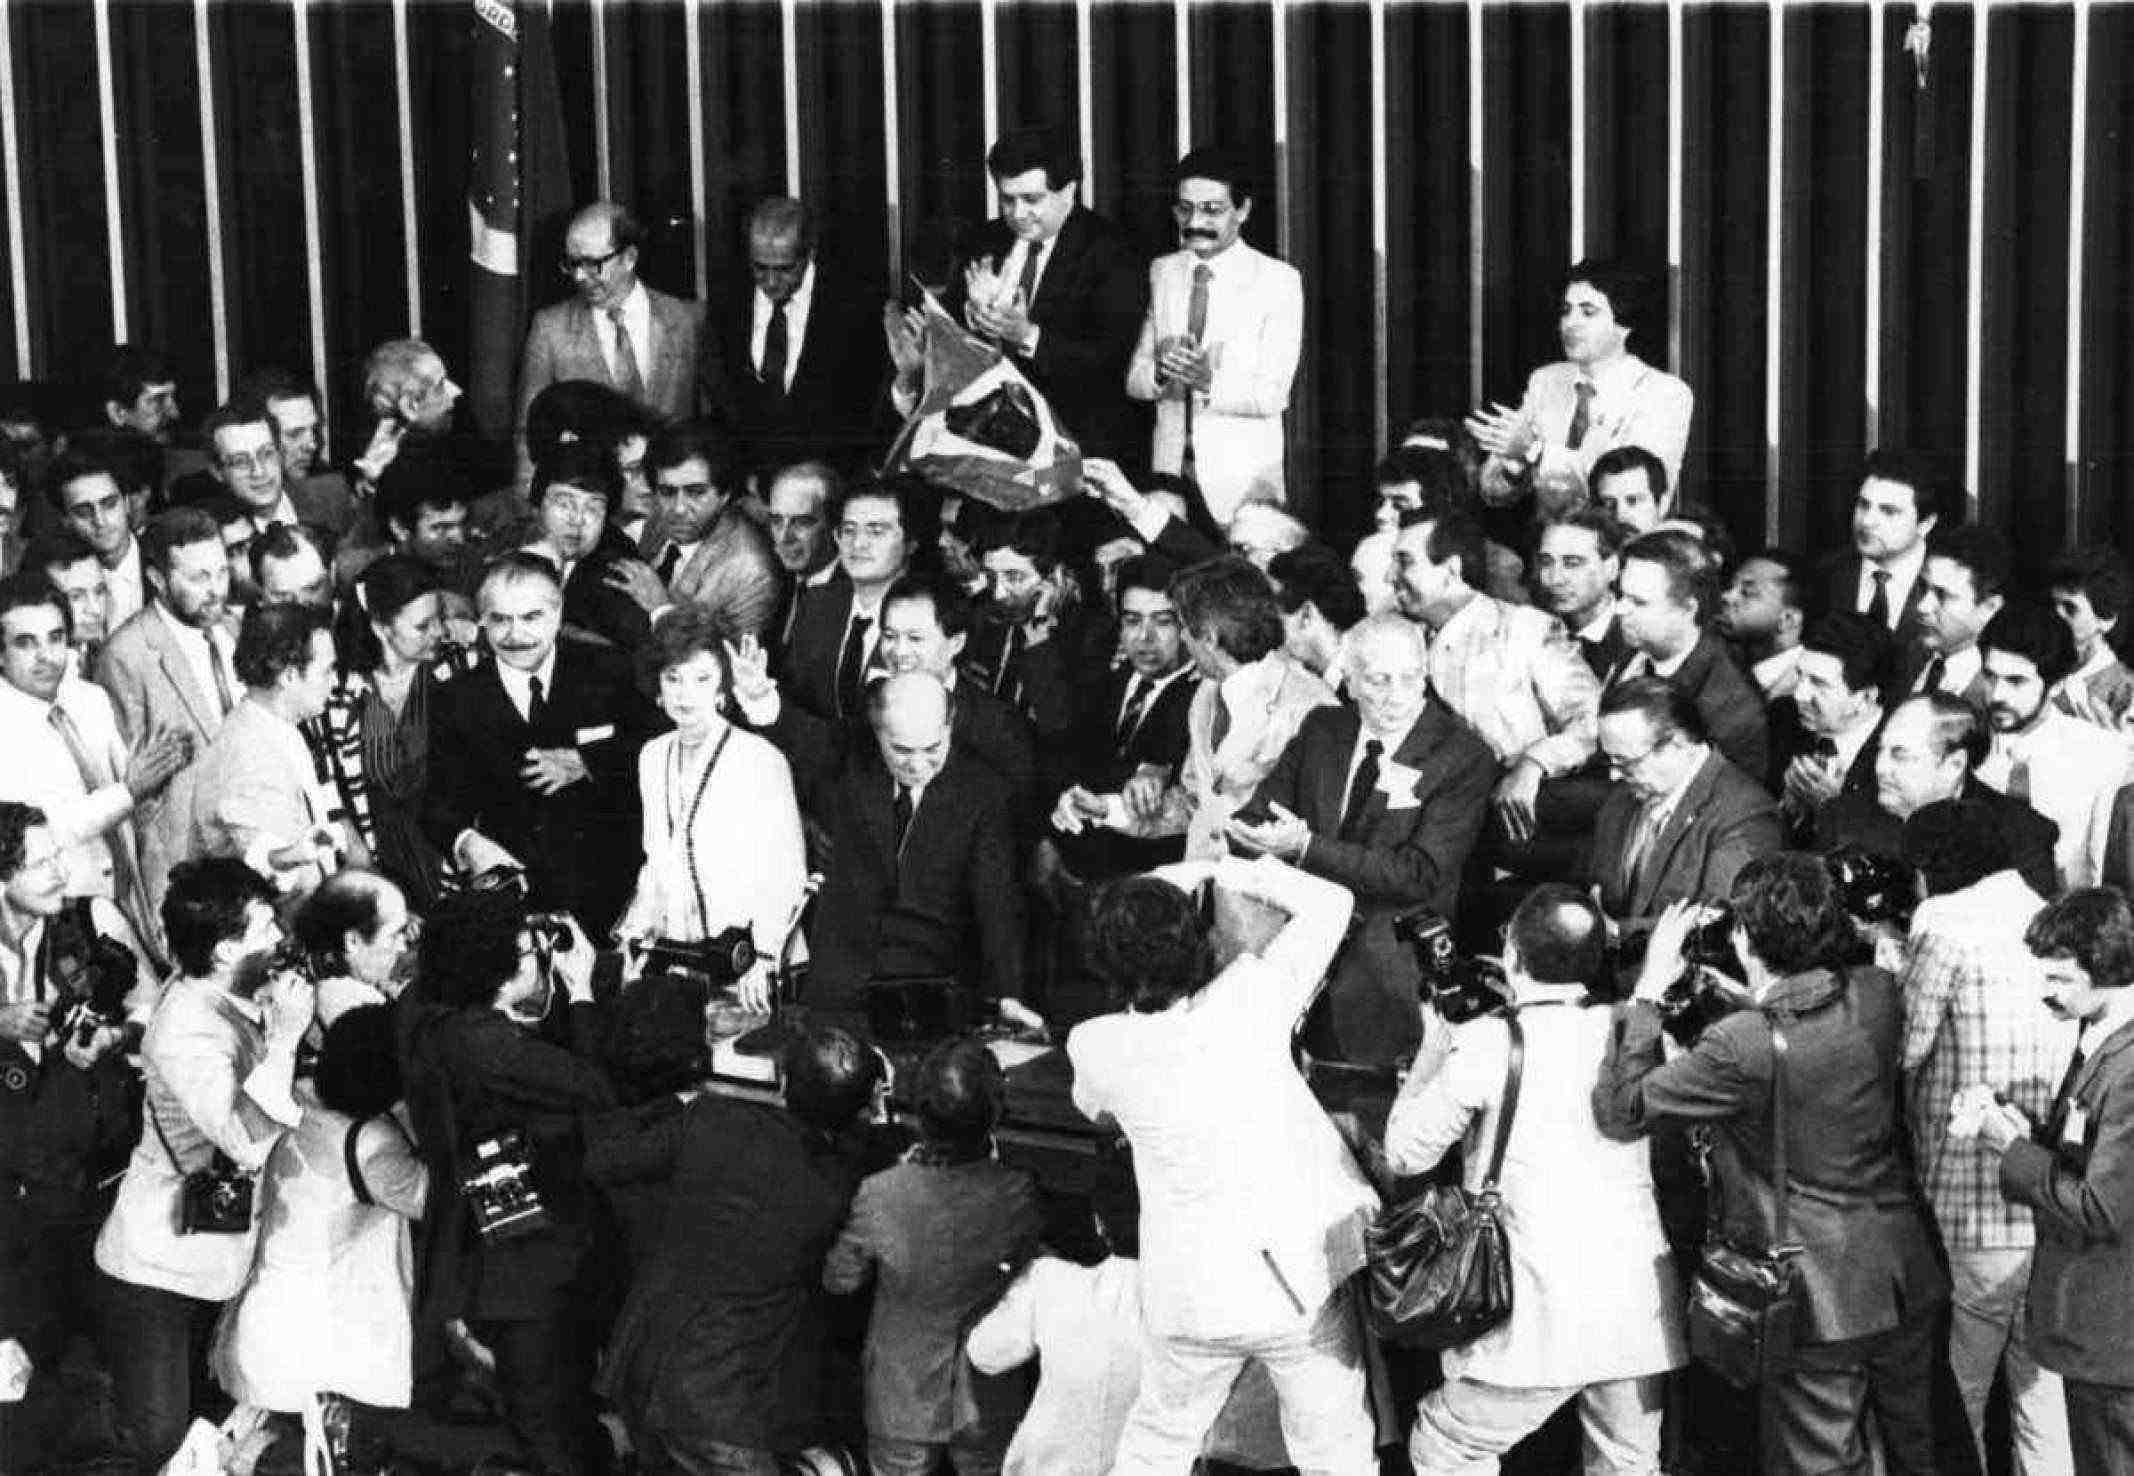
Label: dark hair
xmin=1374 ymin=443 xmax=1470 ymax=512
xmin=1739 ymin=548 xmax=1807 ymax=614
xmin=162 ymin=857 xmax=277 ymax=978
xmin=1085 ymin=875 xmax=1214 ymax=1013
xmin=1621 ymin=528 xmax=1719 ymax=623
xmin=1981 ymin=600 xmax=2079 ymax=688
xmin=313 ymin=1005 xmax=404 ymax=1120
xmin=68 ymin=426 xmax=163 ymax=499
xmin=1599 ymin=673 xmax=1710 ymax=746
xmin=607 ymin=973 xmax=713 ymax=1101
xmin=233 ymin=601 xmax=330 ymax=690
xmin=1400 ymin=508 xmax=1490 ymax=593
xmin=248 ymin=522 xmax=327 ymax=588
xmin=22 ymin=526 xmax=97 ymax=578
xmin=1861 ymin=448 xmax=1959 ymax=530
xmin=987 ymin=126 xmax=1082 ymax=189
xmin=1113 ymin=553 xmax=1179 ymax=607
xmin=1590 ymin=444 xmax=1669 ymax=503
xmin=1168 ymin=556 xmax=1284 ymax=665
xmin=1926 ymin=524 xmax=2014 ymax=605
xmin=374 ymin=440 xmax=476 ymax=537
xmin=2049 ymin=548 xmax=2132 ymax=627
xmin=1507 ymin=883 xmax=1607 ymax=988
xmin=100 ymin=345 xmax=175 ymax=413
xmin=532 ymin=440 xmax=620 ymax=511
xmin=1800 ymin=610 xmax=1894 ymax=696
xmin=524 ymin=379 xmax=655 ymax=468
xmin=418 ymin=889 xmax=527 ymax=1010
xmin=42 ymin=447 xmax=126 ymax=514
xmin=480 ymin=549 xmax=565 ymax=602
xmin=1173 ymin=144 xmax=1254 ymax=206
xmin=643 ymin=418 xmax=741 ymax=493
xmin=884 ymin=570 xmax=977 ymax=642
xmin=0 ymin=569 xmax=70 ymax=642
xmin=1561 ymin=259 xmax=1658 ymax=343
xmin=140 ymin=507 xmax=225 ymax=575
xmin=976 ymin=508 xmax=1064 ymax=577
xmin=1267 ymin=542 xmax=1365 ymax=632
xmin=645 ymin=602 xmax=733 ymax=688
xmin=911 ymin=1037 xmax=1007 ymax=1153
xmin=781 ymin=1024 xmax=885 ymax=1135
xmin=202 ymin=394 xmax=274 ymax=450
xmin=1539 ymin=504 xmax=1628 ymax=561
xmin=0 ymin=799 xmax=45 ymax=880
xmin=337 ymin=554 xmax=438 ymax=674
xmin=1902 ymin=797 xmax=2013 ymax=896
xmin=831 ymin=475 xmax=938 ymax=554
xmin=2027 ymin=889 xmax=2134 ymax=991
xmin=233 ymin=365 xmax=318 ymax=413
xmin=294 ymin=871 xmax=390 ymax=964
xmin=1899 ymin=690 xmax=1992 ymax=770
xmin=1730 ymin=852 xmax=1855 ymax=975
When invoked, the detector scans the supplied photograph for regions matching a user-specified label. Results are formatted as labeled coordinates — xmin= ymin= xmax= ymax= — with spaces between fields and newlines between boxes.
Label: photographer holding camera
xmin=93 ymin=856 xmax=313 ymax=1472
xmin=0 ymin=798 xmax=158 ymax=1470
xmin=400 ymin=886 xmax=618 ymax=1476
xmin=1594 ymin=853 xmax=1947 ymax=1475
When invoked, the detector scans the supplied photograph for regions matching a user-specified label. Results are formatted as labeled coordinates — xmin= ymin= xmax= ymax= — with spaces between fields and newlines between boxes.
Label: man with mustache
xmin=1126 ymin=145 xmax=1303 ymax=529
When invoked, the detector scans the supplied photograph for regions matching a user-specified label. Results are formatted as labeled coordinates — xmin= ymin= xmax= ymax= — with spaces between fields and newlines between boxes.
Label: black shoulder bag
xmin=148 ymin=1099 xmax=255 ymax=1236
xmin=1687 ymin=1016 xmax=1803 ymax=1386
xmin=1363 ymin=1012 xmax=1523 ymax=1350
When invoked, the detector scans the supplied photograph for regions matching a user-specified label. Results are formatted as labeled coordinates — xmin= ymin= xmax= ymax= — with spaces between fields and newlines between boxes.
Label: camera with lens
xmin=1828 ymin=845 xmax=1915 ymax=928
xmin=525 ymin=912 xmax=573 ymax=955
xmin=460 ymin=1129 xmax=551 ymax=1243
xmin=1656 ymin=904 xmax=1752 ymax=1047
xmin=52 ymin=923 xmax=144 ymax=1051
xmin=1390 ymin=908 xmax=1508 ymax=1024
xmin=638 ymin=926 xmax=757 ymax=987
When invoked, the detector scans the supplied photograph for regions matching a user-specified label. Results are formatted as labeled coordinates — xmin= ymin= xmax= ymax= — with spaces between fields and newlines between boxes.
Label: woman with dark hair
xmin=213 ymin=1004 xmax=428 ymax=1417
xmin=312 ymin=554 xmax=450 ymax=905
xmin=615 ymin=603 xmax=805 ymax=1010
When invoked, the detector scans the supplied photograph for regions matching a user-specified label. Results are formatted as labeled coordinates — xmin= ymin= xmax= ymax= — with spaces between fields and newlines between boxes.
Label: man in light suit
xmin=1586 ymin=676 xmax=1782 ymax=939
xmin=93 ymin=508 xmax=243 ymax=917
xmin=1125 ymin=146 xmax=1302 ymax=528
xmin=1235 ymin=615 xmax=1497 ymax=1067
xmin=612 ymin=420 xmax=782 ymax=642
xmin=189 ymin=603 xmax=365 ymax=901
xmin=515 ymin=201 xmax=704 ymax=486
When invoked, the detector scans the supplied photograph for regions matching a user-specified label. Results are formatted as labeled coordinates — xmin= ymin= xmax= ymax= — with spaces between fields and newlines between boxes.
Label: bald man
xmin=1234 ymin=614 xmax=1498 ymax=1066
xmin=800 ymin=672 xmax=1035 ymax=1033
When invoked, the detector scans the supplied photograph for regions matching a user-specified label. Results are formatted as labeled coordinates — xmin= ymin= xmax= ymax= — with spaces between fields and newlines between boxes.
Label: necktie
xmin=2044 ymin=1033 xmax=2090 ymax=1145
xmin=1622 ymin=801 xmax=1666 ymax=893
xmin=48 ymin=705 xmax=148 ymax=933
xmin=1917 ymin=655 xmax=1947 ymax=695
xmin=994 ymin=625 xmax=1021 ymax=696
xmin=656 ymin=542 xmax=684 ymax=584
xmin=526 ymin=674 xmax=548 ymax=730
xmin=890 ymin=784 xmax=914 ymax=856
xmin=607 ymin=304 xmax=647 ymax=400
xmin=1866 ymin=568 xmax=1893 ymax=628
xmin=760 ymin=298 xmax=790 ymax=396
xmin=1339 ymin=739 xmax=1384 ymax=840
xmin=1182 ymin=263 xmax=1213 ymax=476
xmin=1577 ymin=635 xmax=1611 ymax=679
xmin=2008 ymin=755 xmax=2032 ymax=802
xmin=1566 ymin=380 xmax=1596 ymax=450
xmin=836 ymin=615 xmax=874 ymax=720
xmin=1016 ymin=242 xmax=1043 ymax=307
xmin=1208 ymin=690 xmax=1233 ymax=756
xmin=207 ymin=636 xmax=236 ymax=716
xmin=1114 ymin=676 xmax=1153 ymax=747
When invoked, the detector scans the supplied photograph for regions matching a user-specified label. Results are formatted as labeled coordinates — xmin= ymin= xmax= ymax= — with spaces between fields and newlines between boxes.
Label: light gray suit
xmin=514 ymin=285 xmax=705 ymax=484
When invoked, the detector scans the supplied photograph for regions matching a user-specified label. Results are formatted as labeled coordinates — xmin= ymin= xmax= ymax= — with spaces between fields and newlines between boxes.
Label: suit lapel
xmin=1312 ymin=706 xmax=1363 ymax=832
xmin=145 ymin=617 xmax=217 ymax=737
xmin=1637 ymin=754 xmax=1721 ymax=911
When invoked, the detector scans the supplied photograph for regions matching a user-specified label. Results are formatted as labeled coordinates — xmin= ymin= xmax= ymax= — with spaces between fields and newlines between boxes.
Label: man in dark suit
xmin=703 ymin=197 xmax=890 ymax=484
xmin=1815 ymin=449 xmax=1954 ymax=699
xmin=422 ymin=553 xmax=661 ymax=936
xmin=1815 ymin=691 xmax=2059 ymax=898
xmin=515 ymin=202 xmax=704 ymax=486
xmin=961 ymin=507 xmax=1113 ymax=758
xmin=1232 ymin=614 xmax=1497 ymax=1066
xmin=798 ymin=672 xmax=1033 ymax=1032
xmin=1534 ymin=506 xmax=1628 ymax=679
xmin=779 ymin=479 xmax=930 ymax=722
xmin=519 ymin=441 xmax=653 ymax=652
xmin=1610 ymin=527 xmax=1769 ymax=783
xmin=1769 ymin=610 xmax=1891 ymax=829
xmin=1587 ymin=676 xmax=1782 ymax=938
xmin=891 ymin=127 xmax=1148 ymax=466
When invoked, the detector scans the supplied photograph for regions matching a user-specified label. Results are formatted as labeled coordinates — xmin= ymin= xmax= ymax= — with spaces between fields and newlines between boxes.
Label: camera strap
xmin=346 ymin=1112 xmax=417 ymax=1208
xmin=145 ymin=1093 xmax=193 ymax=1177
xmin=669 ymin=727 xmax=733 ymax=943
xmin=1769 ymin=1018 xmax=1792 ymax=1252
xmin=1478 ymin=1012 xmax=1527 ymax=1192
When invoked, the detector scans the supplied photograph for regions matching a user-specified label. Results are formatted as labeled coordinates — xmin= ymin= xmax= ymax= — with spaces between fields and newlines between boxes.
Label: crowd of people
xmin=1 ymin=118 xmax=2132 ymax=1476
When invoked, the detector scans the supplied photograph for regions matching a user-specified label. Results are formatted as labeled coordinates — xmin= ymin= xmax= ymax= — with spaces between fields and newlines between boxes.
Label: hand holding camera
xmin=260 ymin=970 xmax=318 ymax=1052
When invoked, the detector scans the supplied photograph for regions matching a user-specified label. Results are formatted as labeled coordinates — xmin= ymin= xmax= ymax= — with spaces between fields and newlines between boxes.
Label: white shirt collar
xmin=754 ymin=259 xmax=816 ymax=319
xmin=494 ymin=650 xmax=560 ymax=719
xmin=1575 ymin=611 xmax=1614 ymax=644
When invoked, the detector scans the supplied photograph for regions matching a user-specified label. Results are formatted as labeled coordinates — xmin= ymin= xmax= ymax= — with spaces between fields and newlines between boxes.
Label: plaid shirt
xmin=1425 ymin=594 xmax=1598 ymax=778
xmin=1901 ymin=871 xmax=2081 ymax=1249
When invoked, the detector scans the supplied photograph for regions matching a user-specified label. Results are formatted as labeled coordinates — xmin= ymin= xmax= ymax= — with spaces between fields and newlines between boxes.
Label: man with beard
xmin=1125 ymin=145 xmax=1302 ymax=527
xmin=962 ymin=509 xmax=1108 ymax=754
xmin=94 ymin=508 xmax=242 ymax=915
xmin=1975 ymin=601 xmax=2130 ymax=891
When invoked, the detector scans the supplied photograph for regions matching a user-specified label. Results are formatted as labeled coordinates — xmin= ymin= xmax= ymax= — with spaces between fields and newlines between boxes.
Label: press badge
xmin=575 ymin=724 xmax=616 ymax=745
xmin=2062 ymin=1104 xmax=2090 ymax=1149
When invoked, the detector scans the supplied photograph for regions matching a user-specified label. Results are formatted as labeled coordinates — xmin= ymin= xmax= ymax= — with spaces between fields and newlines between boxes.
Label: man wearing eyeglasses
xmin=1126 ymin=145 xmax=1302 ymax=529
xmin=514 ymin=201 xmax=705 ymax=490
xmin=201 ymin=396 xmax=356 ymax=591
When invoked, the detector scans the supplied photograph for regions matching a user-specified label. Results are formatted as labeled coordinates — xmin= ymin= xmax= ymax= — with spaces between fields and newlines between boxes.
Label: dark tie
xmin=1577 ymin=635 xmax=1610 ymax=680
xmin=1208 ymin=691 xmax=1233 ymax=756
xmin=760 ymin=298 xmax=790 ymax=396
xmin=2008 ymin=755 xmax=2032 ymax=802
xmin=1866 ymin=568 xmax=1892 ymax=628
xmin=993 ymin=625 xmax=1021 ymax=696
xmin=2044 ymin=1033 xmax=2090 ymax=1146
xmin=836 ymin=615 xmax=874 ymax=720
xmin=1338 ymin=739 xmax=1384 ymax=841
xmin=1622 ymin=801 xmax=1666 ymax=892
xmin=1566 ymin=380 xmax=1596 ymax=450
xmin=526 ymin=674 xmax=548 ymax=730
xmin=656 ymin=542 xmax=683 ymax=584
xmin=207 ymin=636 xmax=236 ymax=716
xmin=1917 ymin=655 xmax=1947 ymax=695
xmin=1182 ymin=263 xmax=1213 ymax=475
xmin=891 ymin=784 xmax=914 ymax=856
xmin=1114 ymin=676 xmax=1154 ymax=747
xmin=607 ymin=305 xmax=646 ymax=400
xmin=1016 ymin=242 xmax=1043 ymax=307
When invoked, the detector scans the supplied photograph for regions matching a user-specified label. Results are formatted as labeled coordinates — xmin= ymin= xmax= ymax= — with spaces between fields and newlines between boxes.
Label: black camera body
xmin=1652 ymin=904 xmax=1750 ymax=1047
xmin=461 ymin=1130 xmax=551 ymax=1243
xmin=51 ymin=922 xmax=143 ymax=1050
xmin=525 ymin=913 xmax=573 ymax=954
xmin=1390 ymin=908 xmax=1508 ymax=1024
xmin=1828 ymin=845 xmax=1915 ymax=928
xmin=639 ymin=927 xmax=757 ymax=986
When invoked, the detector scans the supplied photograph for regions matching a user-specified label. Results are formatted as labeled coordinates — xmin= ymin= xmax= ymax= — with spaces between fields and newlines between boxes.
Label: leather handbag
xmin=1363 ymin=1012 xmax=1523 ymax=1350
xmin=1687 ymin=1017 xmax=1804 ymax=1387
xmin=148 ymin=1100 xmax=255 ymax=1236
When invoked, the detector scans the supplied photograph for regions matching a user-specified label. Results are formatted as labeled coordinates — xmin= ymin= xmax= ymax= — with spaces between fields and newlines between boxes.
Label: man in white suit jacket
xmin=1126 ymin=146 xmax=1303 ymax=529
